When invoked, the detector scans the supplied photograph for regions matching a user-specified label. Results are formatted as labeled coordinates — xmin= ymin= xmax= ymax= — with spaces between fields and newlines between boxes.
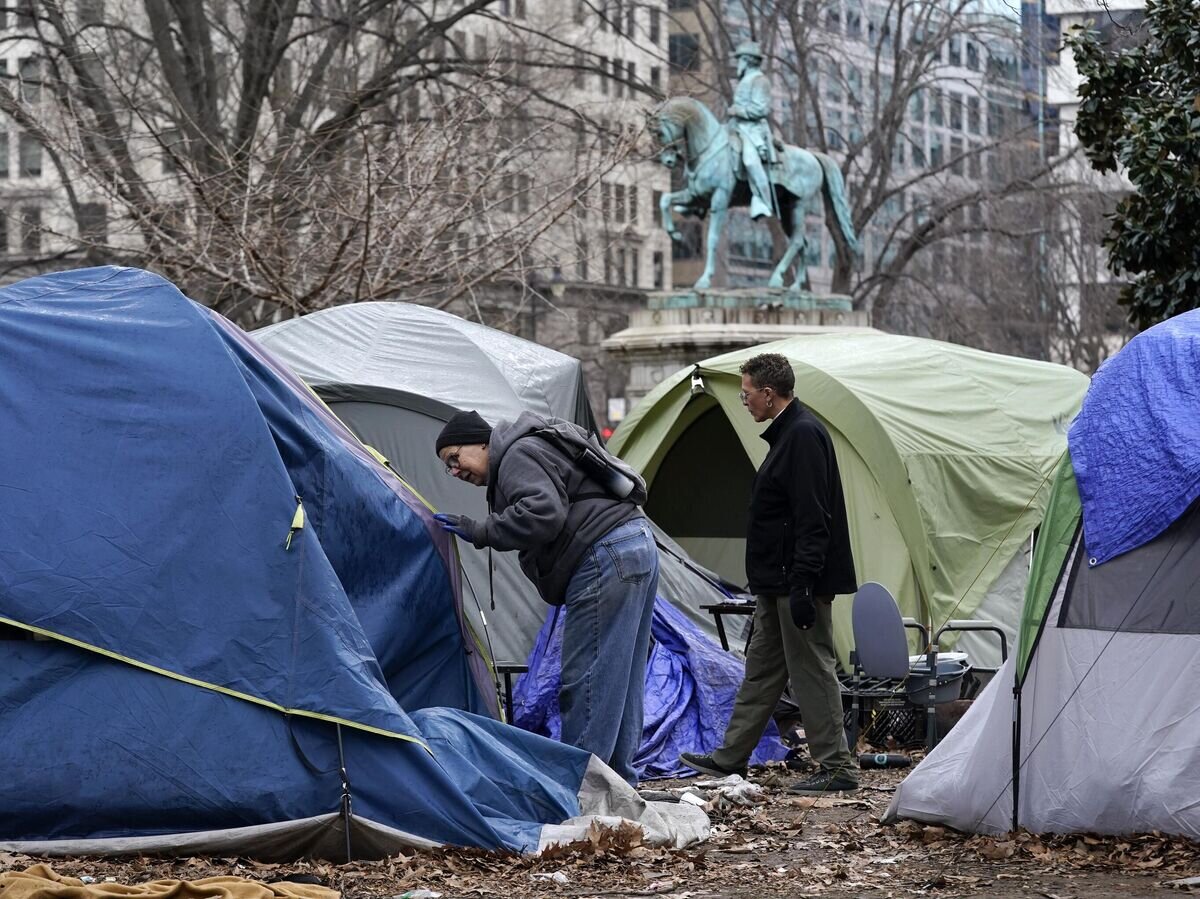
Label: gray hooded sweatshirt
xmin=471 ymin=411 xmax=647 ymax=605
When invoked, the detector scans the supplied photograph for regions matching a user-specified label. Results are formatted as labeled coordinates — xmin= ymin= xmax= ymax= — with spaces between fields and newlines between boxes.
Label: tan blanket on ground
xmin=0 ymin=866 xmax=337 ymax=899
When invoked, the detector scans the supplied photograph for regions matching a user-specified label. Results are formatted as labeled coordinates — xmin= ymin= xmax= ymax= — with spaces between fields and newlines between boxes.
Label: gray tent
xmin=254 ymin=302 xmax=732 ymax=665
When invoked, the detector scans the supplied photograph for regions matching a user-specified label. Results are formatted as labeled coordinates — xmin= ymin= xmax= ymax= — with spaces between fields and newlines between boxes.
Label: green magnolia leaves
xmin=1068 ymin=0 xmax=1200 ymax=330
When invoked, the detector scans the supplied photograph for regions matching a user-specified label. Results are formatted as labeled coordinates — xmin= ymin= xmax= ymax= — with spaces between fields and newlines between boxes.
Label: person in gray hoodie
xmin=432 ymin=409 xmax=659 ymax=785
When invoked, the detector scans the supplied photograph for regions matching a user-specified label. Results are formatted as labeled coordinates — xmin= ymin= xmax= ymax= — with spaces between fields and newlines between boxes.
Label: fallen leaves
xmin=2 ymin=763 xmax=1194 ymax=898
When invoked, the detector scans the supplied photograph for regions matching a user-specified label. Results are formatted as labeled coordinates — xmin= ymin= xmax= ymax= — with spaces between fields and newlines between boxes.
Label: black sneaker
xmin=788 ymin=769 xmax=859 ymax=795
xmin=679 ymin=752 xmax=747 ymax=778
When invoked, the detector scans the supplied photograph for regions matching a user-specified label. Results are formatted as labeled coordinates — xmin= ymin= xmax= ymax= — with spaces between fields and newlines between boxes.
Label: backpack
xmin=525 ymin=426 xmax=648 ymax=505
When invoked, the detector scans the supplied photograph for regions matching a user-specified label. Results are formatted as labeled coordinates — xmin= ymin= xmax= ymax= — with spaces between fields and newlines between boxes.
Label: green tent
xmin=608 ymin=332 xmax=1089 ymax=664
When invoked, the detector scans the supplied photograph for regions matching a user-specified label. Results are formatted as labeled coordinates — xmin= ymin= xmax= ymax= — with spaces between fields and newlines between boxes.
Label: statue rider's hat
xmin=733 ymin=40 xmax=765 ymax=61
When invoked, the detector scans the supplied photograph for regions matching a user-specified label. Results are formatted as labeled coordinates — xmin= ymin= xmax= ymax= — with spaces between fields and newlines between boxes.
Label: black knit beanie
xmin=435 ymin=410 xmax=493 ymax=454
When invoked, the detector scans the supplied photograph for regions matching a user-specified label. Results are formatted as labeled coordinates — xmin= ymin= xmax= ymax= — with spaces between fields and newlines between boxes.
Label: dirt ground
xmin=7 ymin=762 xmax=1199 ymax=899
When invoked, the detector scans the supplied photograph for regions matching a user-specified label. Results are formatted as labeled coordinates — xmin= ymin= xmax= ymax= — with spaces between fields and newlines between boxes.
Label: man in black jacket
xmin=432 ymin=409 xmax=658 ymax=786
xmin=680 ymin=353 xmax=859 ymax=794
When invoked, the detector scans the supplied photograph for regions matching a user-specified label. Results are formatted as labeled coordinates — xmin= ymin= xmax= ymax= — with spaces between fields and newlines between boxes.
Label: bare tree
xmin=0 ymin=0 xmax=650 ymax=326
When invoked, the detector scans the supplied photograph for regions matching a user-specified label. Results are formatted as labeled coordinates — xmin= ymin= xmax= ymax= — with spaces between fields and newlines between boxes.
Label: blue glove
xmin=433 ymin=512 xmax=475 ymax=542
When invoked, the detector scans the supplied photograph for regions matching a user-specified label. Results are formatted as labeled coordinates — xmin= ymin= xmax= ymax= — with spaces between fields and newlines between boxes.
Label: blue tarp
xmin=515 ymin=598 xmax=789 ymax=779
xmin=1069 ymin=310 xmax=1200 ymax=566
xmin=0 ymin=267 xmax=644 ymax=854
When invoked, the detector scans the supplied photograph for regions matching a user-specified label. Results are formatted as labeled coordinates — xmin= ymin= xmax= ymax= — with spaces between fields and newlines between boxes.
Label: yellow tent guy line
xmin=0 ymin=614 xmax=433 ymax=754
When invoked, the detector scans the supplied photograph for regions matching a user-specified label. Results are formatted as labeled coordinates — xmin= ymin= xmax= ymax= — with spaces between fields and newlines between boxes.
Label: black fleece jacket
xmin=745 ymin=400 xmax=857 ymax=597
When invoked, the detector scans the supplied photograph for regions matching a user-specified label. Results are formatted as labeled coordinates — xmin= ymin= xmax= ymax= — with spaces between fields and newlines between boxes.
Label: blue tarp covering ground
xmin=0 ymin=267 xmax=683 ymax=855
xmin=515 ymin=598 xmax=789 ymax=779
xmin=1069 ymin=310 xmax=1200 ymax=566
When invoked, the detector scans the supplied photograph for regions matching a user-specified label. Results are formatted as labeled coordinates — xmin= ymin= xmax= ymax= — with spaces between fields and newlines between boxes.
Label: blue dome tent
xmin=0 ymin=268 xmax=705 ymax=858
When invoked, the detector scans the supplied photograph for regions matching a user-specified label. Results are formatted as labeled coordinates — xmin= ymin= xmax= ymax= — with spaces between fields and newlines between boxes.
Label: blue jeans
xmin=559 ymin=518 xmax=659 ymax=785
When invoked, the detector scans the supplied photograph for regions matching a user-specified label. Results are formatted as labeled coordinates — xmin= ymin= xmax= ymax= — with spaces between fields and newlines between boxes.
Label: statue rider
xmin=728 ymin=41 xmax=775 ymax=221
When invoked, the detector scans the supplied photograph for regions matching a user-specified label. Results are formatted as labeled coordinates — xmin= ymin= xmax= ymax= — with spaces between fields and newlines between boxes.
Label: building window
xmin=929 ymin=89 xmax=944 ymax=126
xmin=573 ymin=50 xmax=585 ymax=88
xmin=18 ymin=132 xmax=41 ymax=177
xmin=575 ymin=0 xmax=586 ymax=24
xmin=950 ymin=137 xmax=964 ymax=175
xmin=515 ymin=0 xmax=526 ymax=18
xmin=650 ymin=66 xmax=661 ymax=92
xmin=652 ymin=251 xmax=664 ymax=289
xmin=78 ymin=0 xmax=105 ymax=25
xmin=612 ymin=58 xmax=623 ymax=98
xmin=949 ymin=93 xmax=963 ymax=131
xmin=845 ymin=0 xmax=863 ymax=38
xmin=967 ymin=96 xmax=981 ymax=134
xmin=20 ymin=206 xmax=40 ymax=254
xmin=604 ymin=248 xmax=613 ymax=284
xmin=16 ymin=0 xmax=34 ymax=28
xmin=626 ymin=2 xmax=635 ymax=36
xmin=911 ymin=127 xmax=926 ymax=167
xmin=598 ymin=56 xmax=609 ymax=95
xmin=909 ymin=88 xmax=924 ymax=122
xmin=614 ymin=183 xmax=626 ymax=223
xmin=825 ymin=1 xmax=841 ymax=33
xmin=652 ymin=189 xmax=663 ymax=226
xmin=929 ymin=131 xmax=943 ymax=168
xmin=617 ymin=248 xmax=627 ymax=286
xmin=626 ymin=60 xmax=635 ymax=92
xmin=0 ymin=133 xmax=8 ymax=179
xmin=649 ymin=8 xmax=661 ymax=43
xmin=601 ymin=182 xmax=612 ymax=220
xmin=629 ymin=185 xmax=639 ymax=225
xmin=18 ymin=57 xmax=40 ymax=103
xmin=968 ymin=142 xmax=981 ymax=179
xmin=667 ymin=0 xmax=695 ymax=8
xmin=79 ymin=202 xmax=107 ymax=243
xmin=577 ymin=238 xmax=589 ymax=280
xmin=630 ymin=248 xmax=640 ymax=288
xmin=948 ymin=35 xmax=962 ymax=67
xmin=669 ymin=33 xmax=700 ymax=71
xmin=966 ymin=41 xmax=980 ymax=70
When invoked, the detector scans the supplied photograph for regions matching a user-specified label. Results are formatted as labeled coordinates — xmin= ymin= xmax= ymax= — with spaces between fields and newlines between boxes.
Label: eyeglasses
xmin=739 ymin=386 xmax=769 ymax=404
xmin=442 ymin=448 xmax=462 ymax=476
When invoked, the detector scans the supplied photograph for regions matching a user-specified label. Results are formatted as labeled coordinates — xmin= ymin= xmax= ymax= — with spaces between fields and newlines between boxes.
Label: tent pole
xmin=337 ymin=724 xmax=353 ymax=863
xmin=1011 ymin=681 xmax=1022 ymax=834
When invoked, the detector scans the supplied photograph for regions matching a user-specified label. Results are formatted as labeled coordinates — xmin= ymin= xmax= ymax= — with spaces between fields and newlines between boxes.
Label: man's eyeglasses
xmin=739 ymin=386 xmax=769 ymax=404
xmin=443 ymin=449 xmax=462 ymax=476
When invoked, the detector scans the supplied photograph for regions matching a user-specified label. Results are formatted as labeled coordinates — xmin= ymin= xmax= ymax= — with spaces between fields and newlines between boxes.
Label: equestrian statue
xmin=655 ymin=41 xmax=859 ymax=291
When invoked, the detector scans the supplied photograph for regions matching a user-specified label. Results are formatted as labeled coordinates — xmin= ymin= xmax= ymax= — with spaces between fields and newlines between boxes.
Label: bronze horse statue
xmin=655 ymin=97 xmax=859 ymax=290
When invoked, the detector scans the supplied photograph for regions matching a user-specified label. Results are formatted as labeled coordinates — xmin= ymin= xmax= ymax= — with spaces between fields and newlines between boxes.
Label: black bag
xmin=529 ymin=427 xmax=647 ymax=504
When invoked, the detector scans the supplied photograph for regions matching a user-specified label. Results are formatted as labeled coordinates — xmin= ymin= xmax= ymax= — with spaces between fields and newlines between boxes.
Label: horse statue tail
xmin=813 ymin=152 xmax=860 ymax=259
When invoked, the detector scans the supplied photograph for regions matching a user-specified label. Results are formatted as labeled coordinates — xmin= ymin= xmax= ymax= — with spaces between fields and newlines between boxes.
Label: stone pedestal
xmin=602 ymin=288 xmax=873 ymax=406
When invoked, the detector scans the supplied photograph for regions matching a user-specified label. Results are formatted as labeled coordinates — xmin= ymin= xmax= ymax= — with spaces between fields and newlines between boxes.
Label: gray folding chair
xmin=848 ymin=582 xmax=1004 ymax=750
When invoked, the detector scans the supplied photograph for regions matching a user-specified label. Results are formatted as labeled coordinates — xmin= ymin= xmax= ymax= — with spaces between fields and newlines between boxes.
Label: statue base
xmin=647 ymin=287 xmax=853 ymax=314
xmin=602 ymin=288 xmax=872 ymax=405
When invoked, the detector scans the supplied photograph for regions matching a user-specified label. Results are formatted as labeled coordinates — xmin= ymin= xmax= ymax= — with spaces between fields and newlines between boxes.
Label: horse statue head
xmin=653 ymin=97 xmax=722 ymax=171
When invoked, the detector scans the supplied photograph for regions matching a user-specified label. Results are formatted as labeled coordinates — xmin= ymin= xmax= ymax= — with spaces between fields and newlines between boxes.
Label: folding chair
xmin=845 ymin=582 xmax=1006 ymax=751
